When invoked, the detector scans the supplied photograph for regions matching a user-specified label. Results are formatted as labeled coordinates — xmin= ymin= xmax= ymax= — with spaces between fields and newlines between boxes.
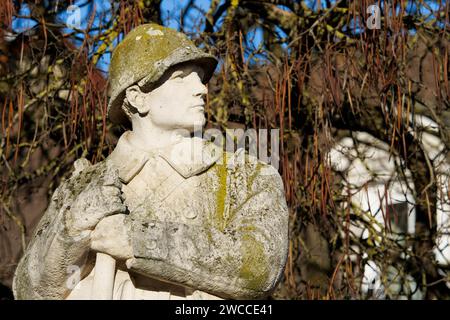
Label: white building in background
xmin=328 ymin=116 xmax=450 ymax=299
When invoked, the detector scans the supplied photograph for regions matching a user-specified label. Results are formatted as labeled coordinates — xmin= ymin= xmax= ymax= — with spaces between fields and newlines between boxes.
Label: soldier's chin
xmin=190 ymin=115 xmax=206 ymax=127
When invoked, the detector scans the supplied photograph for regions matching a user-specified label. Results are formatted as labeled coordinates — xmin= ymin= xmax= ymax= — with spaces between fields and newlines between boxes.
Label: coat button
xmin=146 ymin=240 xmax=157 ymax=250
xmin=184 ymin=210 xmax=197 ymax=219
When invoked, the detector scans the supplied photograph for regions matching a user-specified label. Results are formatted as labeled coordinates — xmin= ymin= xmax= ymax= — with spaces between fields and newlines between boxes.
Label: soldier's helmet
xmin=107 ymin=23 xmax=218 ymax=125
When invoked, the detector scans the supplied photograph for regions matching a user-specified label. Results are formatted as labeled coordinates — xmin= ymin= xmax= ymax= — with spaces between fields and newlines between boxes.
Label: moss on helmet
xmin=108 ymin=23 xmax=217 ymax=124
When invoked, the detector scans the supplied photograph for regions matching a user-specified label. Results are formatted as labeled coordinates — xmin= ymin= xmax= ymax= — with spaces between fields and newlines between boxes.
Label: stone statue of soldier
xmin=13 ymin=24 xmax=289 ymax=300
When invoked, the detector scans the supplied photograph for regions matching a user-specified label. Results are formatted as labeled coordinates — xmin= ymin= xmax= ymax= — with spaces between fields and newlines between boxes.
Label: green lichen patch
xmin=239 ymin=234 xmax=269 ymax=292
xmin=246 ymin=161 xmax=263 ymax=194
xmin=214 ymin=152 xmax=229 ymax=232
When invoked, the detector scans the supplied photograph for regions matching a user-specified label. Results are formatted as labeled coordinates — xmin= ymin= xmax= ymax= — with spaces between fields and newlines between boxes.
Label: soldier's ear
xmin=125 ymin=85 xmax=150 ymax=115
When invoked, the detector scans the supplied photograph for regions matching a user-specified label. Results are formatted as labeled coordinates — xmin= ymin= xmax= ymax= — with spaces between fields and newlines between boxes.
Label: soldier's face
xmin=143 ymin=64 xmax=207 ymax=130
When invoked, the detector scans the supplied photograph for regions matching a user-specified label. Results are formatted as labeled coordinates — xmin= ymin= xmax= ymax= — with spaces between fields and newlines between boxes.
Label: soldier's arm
xmin=13 ymin=179 xmax=91 ymax=299
xmin=126 ymin=163 xmax=289 ymax=299
xmin=13 ymin=159 xmax=126 ymax=299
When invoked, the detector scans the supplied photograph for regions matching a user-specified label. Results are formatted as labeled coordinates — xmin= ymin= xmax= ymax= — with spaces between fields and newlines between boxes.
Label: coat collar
xmin=108 ymin=131 xmax=222 ymax=183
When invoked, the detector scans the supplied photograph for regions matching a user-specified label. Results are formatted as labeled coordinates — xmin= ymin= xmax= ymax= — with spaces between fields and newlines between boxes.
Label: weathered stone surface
xmin=113 ymin=135 xmax=289 ymax=299
xmin=14 ymin=138 xmax=289 ymax=299
xmin=13 ymin=159 xmax=125 ymax=299
xmin=13 ymin=23 xmax=289 ymax=300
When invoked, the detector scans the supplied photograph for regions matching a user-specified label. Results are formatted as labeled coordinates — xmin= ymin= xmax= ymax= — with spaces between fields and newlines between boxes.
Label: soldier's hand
xmin=65 ymin=159 xmax=127 ymax=237
xmin=91 ymin=214 xmax=133 ymax=260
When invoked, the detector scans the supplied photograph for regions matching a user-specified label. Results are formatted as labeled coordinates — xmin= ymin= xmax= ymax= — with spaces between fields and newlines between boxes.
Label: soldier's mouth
xmin=191 ymin=105 xmax=205 ymax=110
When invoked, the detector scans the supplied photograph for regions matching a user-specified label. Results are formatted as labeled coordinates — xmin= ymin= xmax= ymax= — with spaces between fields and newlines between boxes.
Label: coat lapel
xmin=108 ymin=131 xmax=222 ymax=183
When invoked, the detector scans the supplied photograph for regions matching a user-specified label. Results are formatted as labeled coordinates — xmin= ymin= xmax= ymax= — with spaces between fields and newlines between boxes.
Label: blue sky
xmin=11 ymin=0 xmax=447 ymax=73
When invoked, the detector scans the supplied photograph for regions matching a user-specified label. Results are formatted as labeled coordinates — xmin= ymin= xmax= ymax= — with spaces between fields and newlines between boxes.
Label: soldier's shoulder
xmin=69 ymin=157 xmax=114 ymax=180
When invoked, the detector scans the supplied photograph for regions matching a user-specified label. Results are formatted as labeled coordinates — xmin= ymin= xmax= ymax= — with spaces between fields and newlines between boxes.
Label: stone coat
xmin=13 ymin=131 xmax=289 ymax=299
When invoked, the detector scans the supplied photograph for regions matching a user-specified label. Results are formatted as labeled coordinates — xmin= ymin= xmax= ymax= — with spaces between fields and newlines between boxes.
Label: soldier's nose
xmin=194 ymin=82 xmax=207 ymax=98
xmin=196 ymin=92 xmax=207 ymax=101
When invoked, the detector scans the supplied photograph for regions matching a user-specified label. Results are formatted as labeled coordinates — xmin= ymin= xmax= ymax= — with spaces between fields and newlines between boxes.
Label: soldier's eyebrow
xmin=169 ymin=67 xmax=204 ymax=80
xmin=169 ymin=70 xmax=185 ymax=79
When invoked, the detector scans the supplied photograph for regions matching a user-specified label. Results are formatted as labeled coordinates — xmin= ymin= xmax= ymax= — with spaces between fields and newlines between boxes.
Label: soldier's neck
xmin=128 ymin=122 xmax=192 ymax=152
